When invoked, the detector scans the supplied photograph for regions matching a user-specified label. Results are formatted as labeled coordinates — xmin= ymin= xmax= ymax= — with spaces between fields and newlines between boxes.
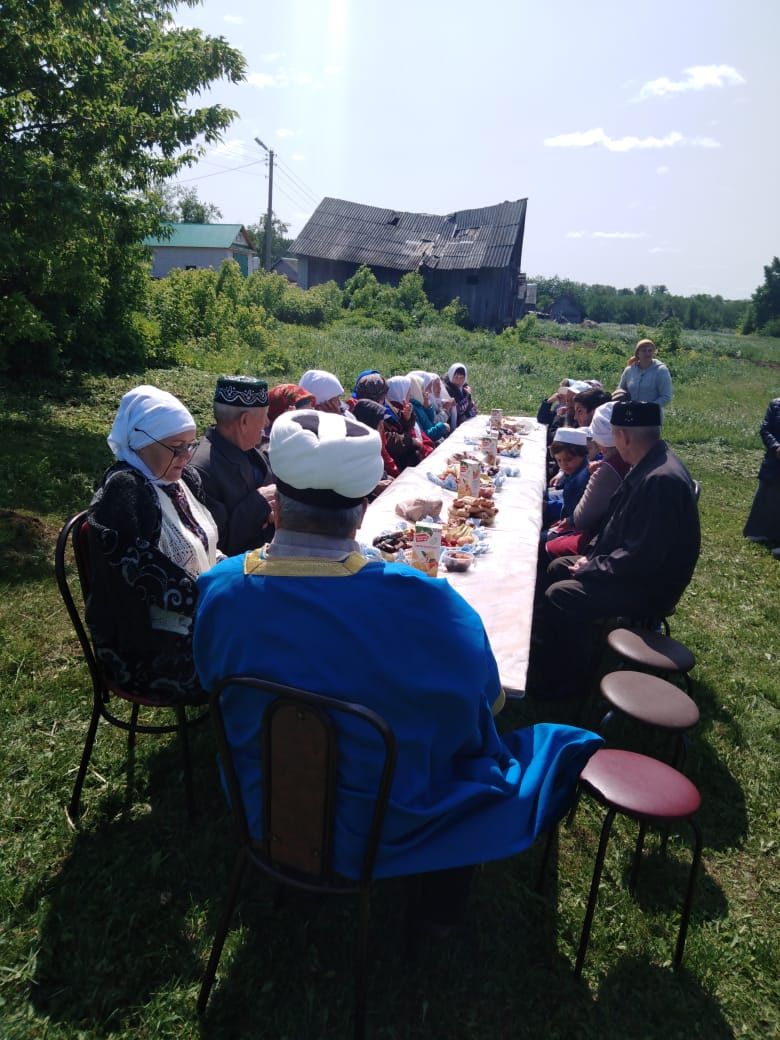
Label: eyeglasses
xmin=134 ymin=427 xmax=199 ymax=459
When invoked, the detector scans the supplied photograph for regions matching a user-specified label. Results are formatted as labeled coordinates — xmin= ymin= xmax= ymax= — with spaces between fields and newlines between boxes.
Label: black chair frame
xmin=55 ymin=510 xmax=208 ymax=821
xmin=197 ymin=674 xmax=397 ymax=1040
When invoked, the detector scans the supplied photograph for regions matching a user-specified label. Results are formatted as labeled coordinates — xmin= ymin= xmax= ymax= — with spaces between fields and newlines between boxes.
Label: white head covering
xmin=552 ymin=427 xmax=589 ymax=448
xmin=581 ymin=401 xmax=616 ymax=447
xmin=447 ymin=362 xmax=468 ymax=382
xmin=270 ymin=410 xmax=383 ymax=507
xmin=299 ymin=369 xmax=344 ymax=405
xmin=107 ymin=385 xmax=195 ymax=483
xmin=406 ymin=373 xmax=424 ymax=402
xmin=386 ymin=376 xmax=411 ymax=404
xmin=566 ymin=379 xmax=591 ymax=394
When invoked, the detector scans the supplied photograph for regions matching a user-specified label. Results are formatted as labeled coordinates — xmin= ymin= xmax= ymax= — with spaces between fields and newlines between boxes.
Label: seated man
xmin=193 ymin=410 xmax=602 ymax=894
xmin=571 ymin=386 xmax=612 ymax=429
xmin=190 ymin=376 xmax=275 ymax=556
xmin=537 ymin=401 xmax=700 ymax=699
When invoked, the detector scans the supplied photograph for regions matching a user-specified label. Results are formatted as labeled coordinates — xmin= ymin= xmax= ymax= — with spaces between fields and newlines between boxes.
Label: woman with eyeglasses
xmin=86 ymin=385 xmax=221 ymax=704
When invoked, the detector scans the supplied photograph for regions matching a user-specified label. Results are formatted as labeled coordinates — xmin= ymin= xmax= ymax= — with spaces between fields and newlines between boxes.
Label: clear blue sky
xmin=174 ymin=0 xmax=779 ymax=299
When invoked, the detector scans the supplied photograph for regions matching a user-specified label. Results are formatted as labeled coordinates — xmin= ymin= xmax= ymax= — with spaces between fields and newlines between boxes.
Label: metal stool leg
xmin=575 ymin=807 xmax=616 ymax=979
xmin=197 ymin=847 xmax=249 ymax=1015
xmin=674 ymin=818 xmax=702 ymax=969
xmin=628 ymin=820 xmax=647 ymax=895
xmin=128 ymin=701 xmax=140 ymax=751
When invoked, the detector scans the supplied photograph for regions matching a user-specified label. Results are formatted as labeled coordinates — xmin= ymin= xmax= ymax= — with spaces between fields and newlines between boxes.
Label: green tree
xmin=155 ymin=184 xmax=223 ymax=223
xmin=246 ymin=215 xmax=294 ymax=268
xmin=743 ymin=257 xmax=780 ymax=335
xmin=0 ymin=0 xmax=245 ymax=372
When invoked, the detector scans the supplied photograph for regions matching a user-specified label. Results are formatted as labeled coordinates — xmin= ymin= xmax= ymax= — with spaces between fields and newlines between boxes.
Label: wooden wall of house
xmin=424 ymin=267 xmax=519 ymax=330
xmin=299 ymin=257 xmax=407 ymax=290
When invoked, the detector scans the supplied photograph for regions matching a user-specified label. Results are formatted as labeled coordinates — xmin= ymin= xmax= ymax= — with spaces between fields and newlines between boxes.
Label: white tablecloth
xmin=358 ymin=415 xmax=547 ymax=697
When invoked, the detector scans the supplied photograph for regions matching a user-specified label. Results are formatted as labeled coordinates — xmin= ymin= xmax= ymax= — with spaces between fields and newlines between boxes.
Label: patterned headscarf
xmin=353 ymin=370 xmax=388 ymax=402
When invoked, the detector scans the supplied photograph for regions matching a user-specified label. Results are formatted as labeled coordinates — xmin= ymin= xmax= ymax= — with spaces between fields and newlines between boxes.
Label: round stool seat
xmin=600 ymin=671 xmax=700 ymax=731
xmin=608 ymin=627 xmax=695 ymax=673
xmin=580 ymin=748 xmax=701 ymax=821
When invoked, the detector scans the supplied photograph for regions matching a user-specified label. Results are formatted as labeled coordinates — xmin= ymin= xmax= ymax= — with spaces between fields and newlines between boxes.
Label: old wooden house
xmin=291 ymin=197 xmax=528 ymax=329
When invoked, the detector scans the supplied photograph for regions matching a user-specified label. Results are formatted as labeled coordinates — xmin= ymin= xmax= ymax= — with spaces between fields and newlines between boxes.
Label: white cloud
xmin=290 ymin=153 xmax=305 ymax=161
xmin=262 ymin=52 xmax=283 ymax=63
xmin=223 ymin=14 xmax=244 ymax=25
xmin=544 ymin=127 xmax=720 ymax=151
xmin=276 ymin=128 xmax=295 ymax=138
xmin=247 ymin=72 xmax=276 ymax=89
xmin=567 ymin=230 xmax=648 ymax=240
xmin=206 ymin=139 xmax=246 ymax=160
xmin=638 ymin=64 xmax=745 ymax=100
xmin=657 ymin=165 xmax=670 ymax=175
xmin=649 ymin=246 xmax=682 ymax=255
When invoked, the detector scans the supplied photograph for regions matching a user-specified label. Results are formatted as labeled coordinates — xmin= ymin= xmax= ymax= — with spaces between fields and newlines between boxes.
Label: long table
xmin=358 ymin=415 xmax=547 ymax=698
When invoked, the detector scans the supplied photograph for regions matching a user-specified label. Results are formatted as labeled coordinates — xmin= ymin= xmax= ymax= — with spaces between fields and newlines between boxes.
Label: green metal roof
xmin=143 ymin=223 xmax=251 ymax=249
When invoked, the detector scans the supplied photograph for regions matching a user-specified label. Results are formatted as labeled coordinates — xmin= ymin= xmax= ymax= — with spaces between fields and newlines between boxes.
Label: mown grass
xmin=0 ymin=321 xmax=778 ymax=1039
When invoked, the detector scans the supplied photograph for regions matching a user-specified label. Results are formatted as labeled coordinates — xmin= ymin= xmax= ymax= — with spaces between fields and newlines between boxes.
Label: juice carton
xmin=411 ymin=521 xmax=443 ymax=577
xmin=479 ymin=433 xmax=499 ymax=466
xmin=489 ymin=408 xmax=503 ymax=430
xmin=457 ymin=459 xmax=481 ymax=498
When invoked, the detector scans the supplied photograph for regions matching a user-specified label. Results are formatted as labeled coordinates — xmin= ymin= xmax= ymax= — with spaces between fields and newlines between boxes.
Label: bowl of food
xmin=441 ymin=550 xmax=474 ymax=572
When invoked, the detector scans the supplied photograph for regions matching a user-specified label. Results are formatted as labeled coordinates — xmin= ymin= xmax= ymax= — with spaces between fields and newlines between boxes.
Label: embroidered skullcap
xmin=267 ymin=383 xmax=315 ymax=425
xmin=270 ymin=410 xmax=384 ymax=508
xmin=611 ymin=401 xmax=662 ymax=427
xmin=299 ymin=369 xmax=344 ymax=405
xmin=352 ymin=399 xmax=387 ymax=430
xmin=214 ymin=375 xmax=269 ymax=408
xmin=386 ymin=376 xmax=411 ymax=403
xmin=353 ymin=371 xmax=388 ymax=402
xmin=552 ymin=427 xmax=589 ymax=448
xmin=580 ymin=402 xmax=616 ymax=447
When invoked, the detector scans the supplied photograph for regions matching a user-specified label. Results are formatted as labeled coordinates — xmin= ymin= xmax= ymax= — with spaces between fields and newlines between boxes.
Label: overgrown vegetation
xmin=0 ymin=321 xmax=778 ymax=1039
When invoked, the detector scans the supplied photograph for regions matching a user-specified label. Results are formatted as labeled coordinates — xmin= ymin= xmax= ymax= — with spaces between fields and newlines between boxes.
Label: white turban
xmin=552 ymin=427 xmax=589 ymax=448
xmin=299 ymin=369 xmax=344 ymax=405
xmin=107 ymin=385 xmax=195 ymax=482
xmin=386 ymin=376 xmax=411 ymax=404
xmin=270 ymin=410 xmax=384 ymax=507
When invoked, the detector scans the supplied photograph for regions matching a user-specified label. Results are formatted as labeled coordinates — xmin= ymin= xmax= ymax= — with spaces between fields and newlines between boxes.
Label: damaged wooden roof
xmin=291 ymin=197 xmax=527 ymax=272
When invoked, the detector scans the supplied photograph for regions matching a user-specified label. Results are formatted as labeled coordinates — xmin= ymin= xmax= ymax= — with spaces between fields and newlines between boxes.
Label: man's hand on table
xmin=567 ymin=555 xmax=589 ymax=574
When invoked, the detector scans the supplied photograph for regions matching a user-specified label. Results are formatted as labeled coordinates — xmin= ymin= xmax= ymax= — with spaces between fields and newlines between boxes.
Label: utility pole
xmin=254 ymin=137 xmax=274 ymax=270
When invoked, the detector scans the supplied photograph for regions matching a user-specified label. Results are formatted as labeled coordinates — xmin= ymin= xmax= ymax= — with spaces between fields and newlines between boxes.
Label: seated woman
xmin=86 ymin=386 xmax=220 ymax=705
xmin=351 ymin=398 xmax=396 ymax=498
xmin=542 ymin=428 xmax=590 ymax=531
xmin=383 ymin=376 xmax=427 ymax=472
xmin=545 ymin=402 xmax=631 ymax=559
xmin=443 ymin=363 xmax=478 ymax=428
xmin=407 ymin=372 xmax=450 ymax=443
xmin=267 ymin=383 xmax=315 ymax=429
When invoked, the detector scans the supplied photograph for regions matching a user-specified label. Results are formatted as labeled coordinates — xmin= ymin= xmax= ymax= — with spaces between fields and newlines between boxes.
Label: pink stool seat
xmin=608 ymin=628 xmax=695 ymax=674
xmin=580 ymin=749 xmax=701 ymax=821
xmin=600 ymin=672 xmax=700 ymax=731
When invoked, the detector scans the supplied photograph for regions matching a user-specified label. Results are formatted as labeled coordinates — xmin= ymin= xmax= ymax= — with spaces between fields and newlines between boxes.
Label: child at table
xmin=542 ymin=428 xmax=590 ymax=533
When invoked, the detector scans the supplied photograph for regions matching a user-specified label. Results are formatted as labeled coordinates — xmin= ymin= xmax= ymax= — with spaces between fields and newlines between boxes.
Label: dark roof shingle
xmin=291 ymin=197 xmax=526 ymax=272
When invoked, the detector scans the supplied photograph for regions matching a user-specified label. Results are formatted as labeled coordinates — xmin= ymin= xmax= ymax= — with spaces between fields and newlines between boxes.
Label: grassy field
xmin=1 ymin=320 xmax=778 ymax=1039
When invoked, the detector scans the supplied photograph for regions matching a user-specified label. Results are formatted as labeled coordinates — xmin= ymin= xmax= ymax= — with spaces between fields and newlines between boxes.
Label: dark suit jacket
xmin=191 ymin=426 xmax=274 ymax=556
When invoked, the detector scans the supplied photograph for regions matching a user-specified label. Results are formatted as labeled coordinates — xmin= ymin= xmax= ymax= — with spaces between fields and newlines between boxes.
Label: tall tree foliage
xmin=741 ymin=257 xmax=780 ymax=336
xmin=154 ymin=184 xmax=223 ymax=224
xmin=0 ymin=0 xmax=245 ymax=372
xmin=245 ymin=215 xmax=294 ymax=269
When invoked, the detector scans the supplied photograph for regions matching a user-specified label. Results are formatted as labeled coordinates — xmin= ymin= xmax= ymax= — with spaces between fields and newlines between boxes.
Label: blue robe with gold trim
xmin=194 ymin=551 xmax=602 ymax=879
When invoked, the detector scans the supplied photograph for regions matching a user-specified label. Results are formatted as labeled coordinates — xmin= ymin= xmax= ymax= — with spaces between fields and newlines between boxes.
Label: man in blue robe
xmin=194 ymin=409 xmax=602 ymax=888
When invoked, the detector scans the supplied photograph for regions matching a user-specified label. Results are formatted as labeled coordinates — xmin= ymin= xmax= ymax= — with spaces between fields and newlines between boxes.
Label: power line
xmin=275 ymin=157 xmax=320 ymax=203
xmin=177 ymin=158 xmax=266 ymax=183
xmin=273 ymin=167 xmax=319 ymax=210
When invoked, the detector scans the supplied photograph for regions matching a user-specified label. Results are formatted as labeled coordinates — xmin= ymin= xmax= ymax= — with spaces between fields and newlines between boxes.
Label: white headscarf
xmin=107 ymin=385 xmax=196 ymax=484
xmin=299 ymin=369 xmax=344 ymax=405
xmin=386 ymin=376 xmax=411 ymax=404
xmin=406 ymin=373 xmax=425 ymax=403
xmin=447 ymin=362 xmax=468 ymax=383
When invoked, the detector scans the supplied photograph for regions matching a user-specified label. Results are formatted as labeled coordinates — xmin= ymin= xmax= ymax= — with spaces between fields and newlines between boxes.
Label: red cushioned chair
xmin=55 ymin=510 xmax=208 ymax=821
xmin=564 ymin=748 xmax=703 ymax=978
